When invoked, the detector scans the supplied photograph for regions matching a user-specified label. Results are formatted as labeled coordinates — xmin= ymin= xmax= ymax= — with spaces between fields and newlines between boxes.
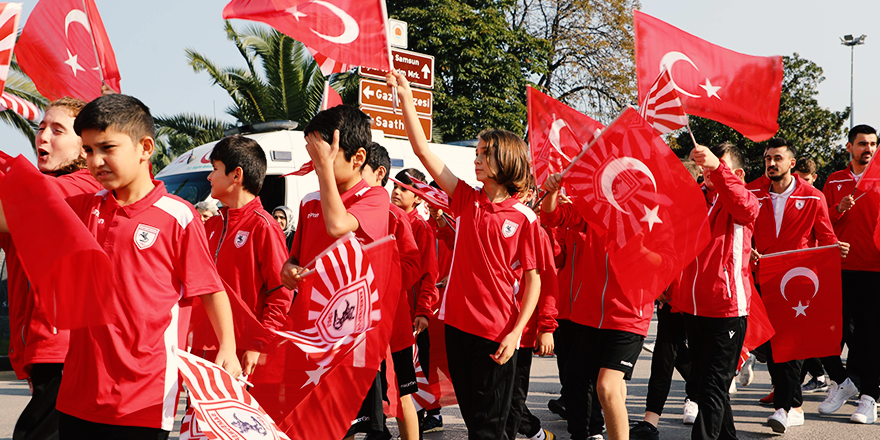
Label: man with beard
xmin=819 ymin=125 xmax=879 ymax=424
xmin=749 ymin=138 xmax=846 ymax=433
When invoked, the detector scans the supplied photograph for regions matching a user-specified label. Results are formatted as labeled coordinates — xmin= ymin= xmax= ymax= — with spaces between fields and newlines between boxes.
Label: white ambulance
xmin=154 ymin=121 xmax=478 ymax=226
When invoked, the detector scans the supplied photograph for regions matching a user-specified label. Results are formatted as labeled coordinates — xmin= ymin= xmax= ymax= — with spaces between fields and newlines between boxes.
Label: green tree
xmin=155 ymin=22 xmax=358 ymax=171
xmin=675 ymin=53 xmax=849 ymax=188
xmin=387 ymin=0 xmax=552 ymax=141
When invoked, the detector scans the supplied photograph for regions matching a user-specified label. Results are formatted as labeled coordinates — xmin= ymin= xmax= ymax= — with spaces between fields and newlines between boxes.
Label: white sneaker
xmin=850 ymin=395 xmax=877 ymax=424
xmin=683 ymin=398 xmax=699 ymax=425
xmin=787 ymin=408 xmax=804 ymax=427
xmin=729 ymin=378 xmax=737 ymax=394
xmin=739 ymin=354 xmax=756 ymax=386
xmin=767 ymin=408 xmax=788 ymax=433
xmin=819 ymin=377 xmax=859 ymax=414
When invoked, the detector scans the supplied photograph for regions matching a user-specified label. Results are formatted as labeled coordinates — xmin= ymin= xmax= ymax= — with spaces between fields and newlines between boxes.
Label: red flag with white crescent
xmin=639 ymin=68 xmax=688 ymax=136
xmin=564 ymin=107 xmax=710 ymax=301
xmin=16 ymin=0 xmax=121 ymax=101
xmin=0 ymin=3 xmax=22 ymax=95
xmin=527 ymin=86 xmax=604 ymax=190
xmin=758 ymin=245 xmax=842 ymax=363
xmin=634 ymin=10 xmax=782 ymax=142
xmin=223 ymin=0 xmax=392 ymax=71
xmin=176 ymin=349 xmax=290 ymax=440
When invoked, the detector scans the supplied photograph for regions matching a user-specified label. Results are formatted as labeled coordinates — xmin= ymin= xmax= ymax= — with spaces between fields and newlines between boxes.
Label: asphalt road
xmin=1 ymin=315 xmax=876 ymax=439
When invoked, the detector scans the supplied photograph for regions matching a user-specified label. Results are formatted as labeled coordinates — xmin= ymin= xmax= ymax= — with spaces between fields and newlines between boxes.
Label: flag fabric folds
xmin=283 ymin=161 xmax=315 ymax=176
xmin=320 ymin=80 xmax=343 ymax=111
xmin=0 ymin=91 xmax=42 ymax=122
xmin=0 ymin=155 xmax=117 ymax=329
xmin=176 ymin=349 xmax=291 ymax=440
xmin=739 ymin=290 xmax=775 ymax=369
xmin=16 ymin=0 xmax=121 ymax=101
xmin=307 ymin=45 xmax=351 ymax=77
xmin=634 ymin=10 xmax=782 ymax=142
xmin=0 ymin=3 xmax=22 ymax=95
xmin=527 ymin=86 xmax=605 ymax=189
xmin=223 ymin=0 xmax=392 ymax=71
xmin=389 ymin=174 xmax=451 ymax=214
xmin=758 ymin=245 xmax=842 ymax=363
xmin=639 ymin=68 xmax=688 ymax=136
xmin=564 ymin=107 xmax=710 ymax=302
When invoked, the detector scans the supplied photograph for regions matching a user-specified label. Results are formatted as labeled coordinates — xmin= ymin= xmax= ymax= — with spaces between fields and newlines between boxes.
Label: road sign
xmin=388 ymin=19 xmax=407 ymax=48
xmin=359 ymin=79 xmax=432 ymax=116
xmin=360 ymin=48 xmax=435 ymax=89
xmin=362 ymin=107 xmax=432 ymax=142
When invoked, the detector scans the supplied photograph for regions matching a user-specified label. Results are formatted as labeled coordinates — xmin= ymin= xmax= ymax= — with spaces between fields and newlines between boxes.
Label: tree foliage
xmin=387 ymin=0 xmax=552 ymax=141
xmin=509 ymin=0 xmax=640 ymax=122
xmin=675 ymin=53 xmax=849 ymax=188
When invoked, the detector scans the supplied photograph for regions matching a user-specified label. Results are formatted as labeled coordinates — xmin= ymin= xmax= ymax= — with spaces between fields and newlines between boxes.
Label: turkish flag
xmin=16 ymin=0 xmax=121 ymax=101
xmin=739 ymin=290 xmax=775 ymax=369
xmin=564 ymin=107 xmax=710 ymax=301
xmin=249 ymin=234 xmax=397 ymax=439
xmin=0 ymin=155 xmax=118 ymax=329
xmin=758 ymin=245 xmax=842 ymax=363
xmin=527 ymin=86 xmax=604 ymax=189
xmin=223 ymin=0 xmax=392 ymax=71
xmin=634 ymin=10 xmax=782 ymax=142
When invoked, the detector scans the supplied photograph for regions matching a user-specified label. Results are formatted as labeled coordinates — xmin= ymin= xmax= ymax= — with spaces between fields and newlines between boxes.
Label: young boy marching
xmin=192 ymin=135 xmax=293 ymax=376
xmin=0 ymin=94 xmax=242 ymax=439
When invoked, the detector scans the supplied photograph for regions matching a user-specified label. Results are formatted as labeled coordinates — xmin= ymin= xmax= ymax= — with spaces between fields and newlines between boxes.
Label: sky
xmin=3 ymin=0 xmax=879 ymax=160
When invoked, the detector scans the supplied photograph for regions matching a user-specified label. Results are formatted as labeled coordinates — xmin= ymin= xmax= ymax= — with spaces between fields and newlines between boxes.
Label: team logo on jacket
xmin=795 ymin=200 xmax=805 ymax=210
xmin=134 ymin=224 xmax=159 ymax=250
xmin=837 ymin=184 xmax=842 ymax=191
xmin=234 ymin=231 xmax=250 ymax=248
xmin=501 ymin=219 xmax=519 ymax=238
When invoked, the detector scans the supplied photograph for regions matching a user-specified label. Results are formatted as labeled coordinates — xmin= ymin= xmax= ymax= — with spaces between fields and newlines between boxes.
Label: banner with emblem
xmin=758 ymin=245 xmax=842 ymax=363
xmin=176 ymin=349 xmax=290 ymax=440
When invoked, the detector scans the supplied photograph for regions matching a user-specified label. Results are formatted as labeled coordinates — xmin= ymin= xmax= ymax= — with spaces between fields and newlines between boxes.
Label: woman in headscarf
xmin=273 ymin=205 xmax=296 ymax=251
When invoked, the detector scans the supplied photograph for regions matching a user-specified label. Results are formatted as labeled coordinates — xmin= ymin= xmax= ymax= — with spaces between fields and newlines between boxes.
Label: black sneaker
xmin=421 ymin=415 xmax=443 ymax=433
xmin=548 ymin=398 xmax=567 ymax=419
xmin=629 ymin=421 xmax=660 ymax=440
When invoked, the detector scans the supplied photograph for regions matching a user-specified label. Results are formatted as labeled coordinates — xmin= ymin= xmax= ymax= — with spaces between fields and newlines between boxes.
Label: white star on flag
xmin=64 ymin=49 xmax=84 ymax=76
xmin=700 ymin=78 xmax=722 ymax=99
xmin=302 ymin=364 xmax=330 ymax=388
xmin=286 ymin=6 xmax=306 ymax=20
xmin=792 ymin=301 xmax=808 ymax=317
xmin=639 ymin=205 xmax=663 ymax=232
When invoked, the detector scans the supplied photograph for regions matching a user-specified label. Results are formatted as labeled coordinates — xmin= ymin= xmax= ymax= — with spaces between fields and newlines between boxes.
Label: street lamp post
xmin=841 ymin=34 xmax=867 ymax=130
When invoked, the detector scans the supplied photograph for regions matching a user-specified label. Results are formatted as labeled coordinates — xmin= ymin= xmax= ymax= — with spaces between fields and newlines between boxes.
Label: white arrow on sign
xmin=363 ymin=86 xmax=375 ymax=99
xmin=421 ymin=64 xmax=431 ymax=79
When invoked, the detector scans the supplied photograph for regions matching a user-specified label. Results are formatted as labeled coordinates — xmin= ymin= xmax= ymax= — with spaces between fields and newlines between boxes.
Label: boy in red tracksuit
xmin=3 ymin=97 xmax=103 ymax=440
xmin=542 ymin=175 xmax=654 ymax=440
xmin=678 ymin=143 xmax=759 ymax=440
xmin=819 ymin=124 xmax=880 ymax=423
xmin=193 ymin=135 xmax=293 ymax=376
xmin=747 ymin=138 xmax=845 ymax=433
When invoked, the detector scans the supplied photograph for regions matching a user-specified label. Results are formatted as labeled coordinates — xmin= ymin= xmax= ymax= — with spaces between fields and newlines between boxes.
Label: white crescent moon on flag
xmin=600 ymin=157 xmax=657 ymax=213
xmin=658 ymin=51 xmax=701 ymax=98
xmin=779 ymin=266 xmax=819 ymax=302
xmin=64 ymin=9 xmax=91 ymax=38
xmin=548 ymin=119 xmax=574 ymax=162
xmin=309 ymin=0 xmax=360 ymax=45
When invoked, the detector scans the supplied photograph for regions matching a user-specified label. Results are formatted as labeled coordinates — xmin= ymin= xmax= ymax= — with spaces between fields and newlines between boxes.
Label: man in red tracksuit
xmin=747 ymin=138 xmax=845 ymax=433
xmin=678 ymin=143 xmax=758 ymax=440
xmin=819 ymin=124 xmax=880 ymax=424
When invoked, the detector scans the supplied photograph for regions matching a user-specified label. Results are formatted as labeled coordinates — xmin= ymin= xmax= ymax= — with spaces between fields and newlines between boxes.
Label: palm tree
xmin=155 ymin=21 xmax=358 ymax=168
xmin=1 ymin=59 xmax=48 ymax=147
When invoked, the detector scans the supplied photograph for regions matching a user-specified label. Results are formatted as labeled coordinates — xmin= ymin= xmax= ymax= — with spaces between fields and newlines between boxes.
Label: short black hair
xmin=395 ymin=168 xmax=426 ymax=186
xmin=210 ymin=135 xmax=267 ymax=195
xmin=848 ymin=124 xmax=877 ymax=144
xmin=794 ymin=157 xmax=817 ymax=175
xmin=303 ymin=105 xmax=372 ymax=167
xmin=74 ymin=94 xmax=156 ymax=142
xmin=366 ymin=142 xmax=391 ymax=187
xmin=764 ymin=137 xmax=798 ymax=158
xmin=710 ymin=142 xmax=746 ymax=170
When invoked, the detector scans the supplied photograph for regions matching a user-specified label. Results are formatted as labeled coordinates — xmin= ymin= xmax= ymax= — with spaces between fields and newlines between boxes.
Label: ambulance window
xmin=156 ymin=171 xmax=212 ymax=206
xmin=259 ymin=174 xmax=286 ymax=213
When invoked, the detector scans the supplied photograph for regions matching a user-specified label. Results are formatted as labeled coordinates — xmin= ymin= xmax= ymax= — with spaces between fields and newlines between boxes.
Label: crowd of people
xmin=0 ymin=70 xmax=877 ymax=440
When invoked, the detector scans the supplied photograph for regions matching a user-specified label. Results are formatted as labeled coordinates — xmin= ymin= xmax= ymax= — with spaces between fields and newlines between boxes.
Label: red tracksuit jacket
xmin=823 ymin=166 xmax=880 ymax=272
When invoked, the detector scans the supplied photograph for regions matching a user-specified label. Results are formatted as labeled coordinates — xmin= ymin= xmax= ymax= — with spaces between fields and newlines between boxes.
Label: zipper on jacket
xmin=214 ymin=211 xmax=229 ymax=263
xmin=569 ymin=241 xmax=577 ymax=311
xmin=691 ymin=256 xmax=699 ymax=315
xmin=599 ymin=254 xmax=609 ymax=329
xmin=723 ymin=267 xmax=732 ymax=298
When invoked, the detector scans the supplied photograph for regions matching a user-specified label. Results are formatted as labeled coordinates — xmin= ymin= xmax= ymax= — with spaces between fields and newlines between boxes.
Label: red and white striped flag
xmin=410 ymin=342 xmax=437 ymax=411
xmin=0 ymin=92 xmax=42 ymax=122
xmin=307 ymin=46 xmax=351 ymax=77
xmin=176 ymin=349 xmax=290 ymax=440
xmin=283 ymin=161 xmax=314 ymax=177
xmin=0 ymin=3 xmax=21 ymax=95
xmin=389 ymin=173 xmax=452 ymax=215
xmin=639 ymin=69 xmax=688 ymax=136
xmin=274 ymin=232 xmax=380 ymax=364
xmin=180 ymin=407 xmax=208 ymax=440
